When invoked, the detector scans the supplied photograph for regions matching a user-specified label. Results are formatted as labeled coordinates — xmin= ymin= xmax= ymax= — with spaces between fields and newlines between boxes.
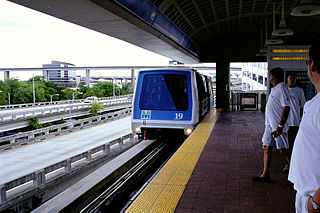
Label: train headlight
xmin=135 ymin=127 xmax=141 ymax=133
xmin=185 ymin=128 xmax=192 ymax=135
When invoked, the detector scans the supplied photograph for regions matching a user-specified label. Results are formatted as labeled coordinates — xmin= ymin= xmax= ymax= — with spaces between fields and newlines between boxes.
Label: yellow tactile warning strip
xmin=126 ymin=108 xmax=221 ymax=213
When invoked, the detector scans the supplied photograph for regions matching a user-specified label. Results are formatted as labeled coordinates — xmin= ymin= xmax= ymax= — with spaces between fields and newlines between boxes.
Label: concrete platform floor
xmin=176 ymin=110 xmax=295 ymax=213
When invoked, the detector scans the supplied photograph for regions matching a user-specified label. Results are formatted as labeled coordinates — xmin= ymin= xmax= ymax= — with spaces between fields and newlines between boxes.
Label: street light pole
xmin=68 ymin=93 xmax=75 ymax=123
xmin=50 ymin=94 xmax=59 ymax=104
xmin=69 ymin=100 xmax=72 ymax=122
xmin=32 ymin=73 xmax=35 ymax=105
xmin=113 ymin=79 xmax=115 ymax=97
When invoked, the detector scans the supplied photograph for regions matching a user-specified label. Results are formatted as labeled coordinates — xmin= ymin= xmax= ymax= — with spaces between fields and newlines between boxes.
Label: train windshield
xmin=139 ymin=74 xmax=188 ymax=111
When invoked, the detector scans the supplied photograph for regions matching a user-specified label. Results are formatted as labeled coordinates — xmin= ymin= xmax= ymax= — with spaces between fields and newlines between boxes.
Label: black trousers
xmin=288 ymin=126 xmax=299 ymax=152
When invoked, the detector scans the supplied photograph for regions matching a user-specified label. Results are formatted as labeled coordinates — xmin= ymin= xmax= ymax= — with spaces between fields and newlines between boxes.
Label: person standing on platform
xmin=289 ymin=41 xmax=320 ymax=213
xmin=252 ymin=67 xmax=290 ymax=182
xmin=282 ymin=74 xmax=306 ymax=173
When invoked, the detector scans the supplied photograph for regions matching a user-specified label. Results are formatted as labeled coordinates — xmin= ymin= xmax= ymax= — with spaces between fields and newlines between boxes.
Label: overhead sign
xmin=268 ymin=45 xmax=315 ymax=101
xmin=268 ymin=45 xmax=310 ymax=70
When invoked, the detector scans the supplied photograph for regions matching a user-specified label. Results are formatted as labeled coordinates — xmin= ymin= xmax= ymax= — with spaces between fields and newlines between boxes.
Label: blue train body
xmin=131 ymin=69 xmax=213 ymax=139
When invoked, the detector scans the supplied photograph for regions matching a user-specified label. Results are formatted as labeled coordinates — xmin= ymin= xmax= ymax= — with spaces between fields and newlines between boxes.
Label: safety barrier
xmin=0 ymin=98 xmax=131 ymax=123
xmin=0 ymin=95 xmax=131 ymax=110
xmin=0 ymin=108 xmax=131 ymax=146
xmin=230 ymin=90 xmax=266 ymax=111
xmin=0 ymin=132 xmax=139 ymax=208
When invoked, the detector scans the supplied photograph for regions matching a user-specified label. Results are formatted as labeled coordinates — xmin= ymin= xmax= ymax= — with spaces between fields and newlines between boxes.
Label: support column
xmin=86 ymin=69 xmax=90 ymax=87
xmin=45 ymin=70 xmax=49 ymax=81
xmin=131 ymin=69 xmax=135 ymax=92
xmin=0 ymin=185 xmax=6 ymax=205
xmin=4 ymin=71 xmax=9 ymax=80
xmin=216 ymin=61 xmax=230 ymax=109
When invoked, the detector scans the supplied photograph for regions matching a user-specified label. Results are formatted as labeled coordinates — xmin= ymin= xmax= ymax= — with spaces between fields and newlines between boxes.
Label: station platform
xmin=126 ymin=109 xmax=296 ymax=212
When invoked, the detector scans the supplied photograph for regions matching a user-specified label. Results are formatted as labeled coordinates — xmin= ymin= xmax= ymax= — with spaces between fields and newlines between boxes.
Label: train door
xmin=205 ymin=76 xmax=214 ymax=108
xmin=196 ymin=73 xmax=209 ymax=117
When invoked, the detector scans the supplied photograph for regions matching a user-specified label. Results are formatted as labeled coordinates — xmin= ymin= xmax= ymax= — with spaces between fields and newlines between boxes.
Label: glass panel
xmin=139 ymin=74 xmax=188 ymax=111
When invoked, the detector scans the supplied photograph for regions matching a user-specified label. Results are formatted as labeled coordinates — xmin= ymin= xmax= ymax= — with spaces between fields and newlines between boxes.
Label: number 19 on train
xmin=175 ymin=113 xmax=183 ymax=119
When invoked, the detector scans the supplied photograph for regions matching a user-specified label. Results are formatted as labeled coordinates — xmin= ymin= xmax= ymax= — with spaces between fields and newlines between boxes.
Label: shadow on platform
xmin=176 ymin=110 xmax=295 ymax=213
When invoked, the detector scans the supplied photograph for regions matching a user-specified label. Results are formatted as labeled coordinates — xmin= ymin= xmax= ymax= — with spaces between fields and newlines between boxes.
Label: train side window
xmin=203 ymin=76 xmax=208 ymax=93
xmin=206 ymin=76 xmax=213 ymax=95
xmin=196 ymin=74 xmax=206 ymax=101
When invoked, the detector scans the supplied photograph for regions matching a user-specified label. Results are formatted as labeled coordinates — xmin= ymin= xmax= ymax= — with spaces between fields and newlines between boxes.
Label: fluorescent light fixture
xmin=259 ymin=47 xmax=268 ymax=53
xmin=256 ymin=28 xmax=268 ymax=56
xmin=272 ymin=18 xmax=294 ymax=36
xmin=291 ymin=1 xmax=320 ymax=16
xmin=256 ymin=52 xmax=267 ymax=57
xmin=267 ymin=3 xmax=284 ymax=44
xmin=272 ymin=0 xmax=294 ymax=36
xmin=266 ymin=38 xmax=283 ymax=45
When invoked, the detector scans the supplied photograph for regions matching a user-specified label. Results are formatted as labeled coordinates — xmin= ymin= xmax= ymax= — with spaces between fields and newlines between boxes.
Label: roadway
xmin=0 ymin=116 xmax=131 ymax=185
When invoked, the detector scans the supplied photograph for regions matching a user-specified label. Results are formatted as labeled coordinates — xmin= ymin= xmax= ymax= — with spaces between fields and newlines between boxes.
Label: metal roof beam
xmin=191 ymin=0 xmax=212 ymax=36
xmin=158 ymin=0 xmax=173 ymax=11
xmin=159 ymin=0 xmax=196 ymax=32
xmin=208 ymin=0 xmax=221 ymax=33
xmin=225 ymin=0 xmax=231 ymax=29
xmin=238 ymin=0 xmax=243 ymax=29
xmin=248 ymin=0 xmax=257 ymax=27
xmin=191 ymin=11 xmax=274 ymax=37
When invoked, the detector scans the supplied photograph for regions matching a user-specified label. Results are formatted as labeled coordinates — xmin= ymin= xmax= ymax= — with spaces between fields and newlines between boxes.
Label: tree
xmin=89 ymin=101 xmax=104 ymax=116
xmin=94 ymin=82 xmax=118 ymax=97
xmin=62 ymin=88 xmax=75 ymax=100
xmin=28 ymin=117 xmax=43 ymax=130
xmin=91 ymin=86 xmax=105 ymax=97
xmin=0 ymin=92 xmax=7 ymax=105
xmin=0 ymin=81 xmax=8 ymax=105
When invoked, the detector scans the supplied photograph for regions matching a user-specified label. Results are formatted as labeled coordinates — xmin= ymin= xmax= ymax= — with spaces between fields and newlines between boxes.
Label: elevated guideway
xmin=0 ymin=117 xmax=131 ymax=185
xmin=0 ymin=95 xmax=132 ymax=133
xmin=0 ymin=116 xmax=135 ymax=211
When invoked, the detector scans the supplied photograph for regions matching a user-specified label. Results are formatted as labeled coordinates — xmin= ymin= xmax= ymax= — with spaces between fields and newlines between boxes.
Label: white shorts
xmin=295 ymin=191 xmax=308 ymax=213
xmin=262 ymin=125 xmax=289 ymax=149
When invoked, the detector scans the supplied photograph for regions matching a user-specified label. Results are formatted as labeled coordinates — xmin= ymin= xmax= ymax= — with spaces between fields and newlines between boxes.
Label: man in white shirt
xmin=253 ymin=67 xmax=290 ymax=182
xmin=283 ymin=74 xmax=306 ymax=173
xmin=289 ymin=41 xmax=320 ymax=213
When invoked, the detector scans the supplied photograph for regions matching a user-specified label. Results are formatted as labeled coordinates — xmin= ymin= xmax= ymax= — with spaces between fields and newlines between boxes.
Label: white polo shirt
xmin=265 ymin=82 xmax=291 ymax=132
xmin=288 ymin=86 xmax=306 ymax=126
xmin=289 ymin=92 xmax=320 ymax=198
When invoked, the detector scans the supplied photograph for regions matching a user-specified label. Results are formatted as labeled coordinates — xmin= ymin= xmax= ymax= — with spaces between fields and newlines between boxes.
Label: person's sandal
xmin=252 ymin=176 xmax=271 ymax=182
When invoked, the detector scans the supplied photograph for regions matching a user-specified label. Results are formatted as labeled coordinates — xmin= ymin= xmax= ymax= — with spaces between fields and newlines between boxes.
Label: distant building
xmin=241 ymin=63 xmax=268 ymax=91
xmin=42 ymin=61 xmax=76 ymax=83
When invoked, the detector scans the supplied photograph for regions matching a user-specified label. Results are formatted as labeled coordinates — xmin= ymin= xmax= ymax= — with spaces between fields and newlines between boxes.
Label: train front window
xmin=139 ymin=74 xmax=188 ymax=111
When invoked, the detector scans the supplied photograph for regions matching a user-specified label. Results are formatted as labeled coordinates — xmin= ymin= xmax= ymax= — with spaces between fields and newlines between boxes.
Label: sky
xmin=0 ymin=0 xmax=174 ymax=80
xmin=0 ymin=0 xmax=244 ymax=81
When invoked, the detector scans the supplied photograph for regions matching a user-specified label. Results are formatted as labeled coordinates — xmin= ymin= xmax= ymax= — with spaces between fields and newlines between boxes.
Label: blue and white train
xmin=131 ymin=69 xmax=214 ymax=139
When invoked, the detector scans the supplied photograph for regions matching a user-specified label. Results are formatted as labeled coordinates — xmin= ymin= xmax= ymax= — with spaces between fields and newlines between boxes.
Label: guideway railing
xmin=0 ymin=95 xmax=131 ymax=110
xmin=0 ymin=108 xmax=131 ymax=146
xmin=0 ymin=97 xmax=132 ymax=123
xmin=0 ymin=128 xmax=139 ymax=210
